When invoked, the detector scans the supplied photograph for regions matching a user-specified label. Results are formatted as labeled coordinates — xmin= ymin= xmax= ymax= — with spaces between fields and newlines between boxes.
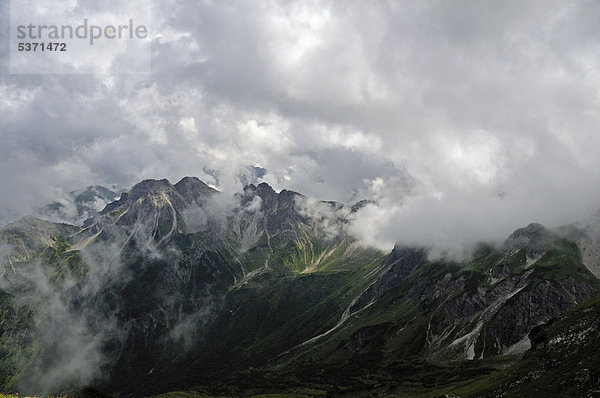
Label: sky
xmin=1 ymin=0 xmax=600 ymax=251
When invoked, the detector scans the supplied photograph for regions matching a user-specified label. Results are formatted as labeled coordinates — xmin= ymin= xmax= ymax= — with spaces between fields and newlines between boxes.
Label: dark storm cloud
xmin=1 ymin=0 xmax=599 ymax=251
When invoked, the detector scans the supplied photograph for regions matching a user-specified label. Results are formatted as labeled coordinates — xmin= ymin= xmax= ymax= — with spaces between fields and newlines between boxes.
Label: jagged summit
xmin=243 ymin=181 xmax=276 ymax=197
xmin=241 ymin=182 xmax=305 ymax=212
xmin=174 ymin=176 xmax=218 ymax=205
xmin=505 ymin=222 xmax=547 ymax=248
xmin=351 ymin=199 xmax=373 ymax=213
xmin=174 ymin=176 xmax=215 ymax=194
xmin=506 ymin=222 xmax=546 ymax=242
xmin=128 ymin=178 xmax=172 ymax=199
xmin=100 ymin=177 xmax=217 ymax=216
xmin=100 ymin=179 xmax=173 ymax=214
xmin=504 ymin=222 xmax=550 ymax=260
xmin=3 ymin=177 xmax=600 ymax=396
xmin=243 ymin=182 xmax=303 ymax=197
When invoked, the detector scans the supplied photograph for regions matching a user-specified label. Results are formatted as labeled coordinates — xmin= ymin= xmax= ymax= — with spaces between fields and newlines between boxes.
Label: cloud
xmin=0 ymin=0 xmax=599 ymax=253
xmin=0 ymin=253 xmax=117 ymax=394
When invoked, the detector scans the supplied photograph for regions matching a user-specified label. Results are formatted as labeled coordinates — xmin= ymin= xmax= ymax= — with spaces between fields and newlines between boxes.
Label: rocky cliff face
xmin=0 ymin=177 xmax=598 ymax=396
xmin=476 ymin=294 xmax=600 ymax=397
xmin=0 ymin=177 xmax=369 ymax=394
xmin=290 ymin=229 xmax=598 ymax=365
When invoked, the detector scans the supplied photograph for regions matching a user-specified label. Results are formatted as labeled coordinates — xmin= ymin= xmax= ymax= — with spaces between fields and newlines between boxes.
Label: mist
xmin=0 ymin=207 xmax=209 ymax=393
xmin=1 ymin=2 xmax=600 ymax=281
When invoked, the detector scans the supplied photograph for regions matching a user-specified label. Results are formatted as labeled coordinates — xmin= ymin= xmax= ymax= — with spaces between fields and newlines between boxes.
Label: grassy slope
xmin=2 ymin=214 xmax=599 ymax=397
xmin=149 ymin=237 xmax=600 ymax=398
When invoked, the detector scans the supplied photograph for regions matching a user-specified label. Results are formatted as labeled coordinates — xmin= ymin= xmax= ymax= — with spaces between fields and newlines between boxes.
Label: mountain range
xmin=1 ymin=176 xmax=600 ymax=397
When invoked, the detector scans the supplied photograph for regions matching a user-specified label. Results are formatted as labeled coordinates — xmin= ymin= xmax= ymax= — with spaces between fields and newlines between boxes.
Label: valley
xmin=1 ymin=177 xmax=599 ymax=397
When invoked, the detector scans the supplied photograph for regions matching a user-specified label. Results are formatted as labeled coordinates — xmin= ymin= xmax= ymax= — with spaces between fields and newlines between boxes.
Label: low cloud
xmin=1 ymin=1 xmax=599 ymax=258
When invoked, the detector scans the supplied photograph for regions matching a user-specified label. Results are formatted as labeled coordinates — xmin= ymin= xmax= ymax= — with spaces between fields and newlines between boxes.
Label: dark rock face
xmin=486 ymin=278 xmax=595 ymax=347
xmin=174 ymin=176 xmax=216 ymax=204
xmin=2 ymin=177 xmax=600 ymax=396
xmin=478 ymin=296 xmax=600 ymax=397
xmin=127 ymin=179 xmax=173 ymax=201
xmin=344 ymin=323 xmax=391 ymax=352
xmin=350 ymin=199 xmax=373 ymax=213
xmin=505 ymin=222 xmax=550 ymax=259
xmin=338 ymin=225 xmax=599 ymax=361
xmin=243 ymin=182 xmax=278 ymax=213
xmin=349 ymin=247 xmax=428 ymax=314
xmin=420 ymin=269 xmax=597 ymax=359
xmin=99 ymin=193 xmax=127 ymax=216
xmin=100 ymin=177 xmax=215 ymax=219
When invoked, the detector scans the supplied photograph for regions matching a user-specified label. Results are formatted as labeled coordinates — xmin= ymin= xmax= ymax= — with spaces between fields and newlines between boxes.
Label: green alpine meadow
xmin=1 ymin=177 xmax=599 ymax=397
xmin=3 ymin=1 xmax=600 ymax=397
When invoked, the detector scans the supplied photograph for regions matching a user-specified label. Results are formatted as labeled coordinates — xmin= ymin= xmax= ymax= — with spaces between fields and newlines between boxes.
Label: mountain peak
xmin=351 ymin=199 xmax=373 ymax=213
xmin=175 ymin=176 xmax=203 ymax=187
xmin=243 ymin=182 xmax=276 ymax=199
xmin=505 ymin=222 xmax=547 ymax=249
xmin=174 ymin=176 xmax=216 ymax=202
xmin=98 ymin=179 xmax=175 ymax=217
xmin=504 ymin=222 xmax=552 ymax=261
xmin=257 ymin=182 xmax=275 ymax=194
xmin=279 ymin=189 xmax=304 ymax=201
xmin=129 ymin=179 xmax=173 ymax=197
xmin=99 ymin=177 xmax=218 ymax=218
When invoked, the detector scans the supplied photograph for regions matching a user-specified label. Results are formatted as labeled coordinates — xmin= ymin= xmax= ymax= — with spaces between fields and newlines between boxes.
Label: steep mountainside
xmin=474 ymin=294 xmax=600 ymax=397
xmin=0 ymin=176 xmax=598 ymax=397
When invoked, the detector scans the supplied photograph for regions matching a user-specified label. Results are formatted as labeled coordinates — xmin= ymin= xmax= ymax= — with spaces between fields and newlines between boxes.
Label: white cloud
xmin=1 ymin=0 xmax=599 ymax=252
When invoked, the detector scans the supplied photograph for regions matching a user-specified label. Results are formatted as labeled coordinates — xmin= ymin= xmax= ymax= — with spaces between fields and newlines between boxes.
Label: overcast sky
xmin=1 ymin=0 xmax=600 ymax=250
